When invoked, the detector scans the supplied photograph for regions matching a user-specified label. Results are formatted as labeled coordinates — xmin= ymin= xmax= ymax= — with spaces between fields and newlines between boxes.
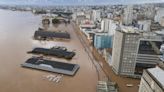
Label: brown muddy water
xmin=0 ymin=9 xmax=98 ymax=92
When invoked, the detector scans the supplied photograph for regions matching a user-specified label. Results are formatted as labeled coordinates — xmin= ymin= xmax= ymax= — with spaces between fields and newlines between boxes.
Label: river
xmin=0 ymin=9 xmax=98 ymax=92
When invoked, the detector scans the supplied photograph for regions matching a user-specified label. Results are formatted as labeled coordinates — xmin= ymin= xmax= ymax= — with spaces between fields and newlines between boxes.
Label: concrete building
xmin=160 ymin=17 xmax=164 ymax=27
xmin=72 ymin=11 xmax=85 ymax=21
xmin=139 ymin=67 xmax=164 ymax=92
xmin=107 ymin=13 xmax=114 ymax=19
xmin=155 ymin=8 xmax=164 ymax=23
xmin=84 ymin=11 xmax=92 ymax=20
xmin=144 ymin=5 xmax=156 ymax=20
xmin=92 ymin=10 xmax=101 ymax=22
xmin=76 ymin=15 xmax=86 ymax=25
xmin=72 ymin=11 xmax=86 ymax=25
xmin=108 ymin=20 xmax=118 ymax=35
xmin=101 ymin=19 xmax=118 ymax=34
xmin=101 ymin=19 xmax=110 ymax=32
xmin=123 ymin=5 xmax=133 ymax=25
xmin=85 ymin=13 xmax=91 ymax=20
xmin=97 ymin=81 xmax=118 ymax=92
xmin=79 ymin=19 xmax=96 ymax=41
xmin=138 ymin=20 xmax=151 ymax=32
xmin=94 ymin=33 xmax=113 ymax=49
xmin=80 ymin=19 xmax=95 ymax=29
xmin=111 ymin=26 xmax=163 ymax=77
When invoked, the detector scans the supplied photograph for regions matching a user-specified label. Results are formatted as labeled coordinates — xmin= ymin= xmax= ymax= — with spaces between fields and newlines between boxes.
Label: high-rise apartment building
xmin=101 ymin=19 xmax=118 ymax=34
xmin=111 ymin=26 xmax=163 ymax=77
xmin=92 ymin=10 xmax=101 ymax=22
xmin=101 ymin=19 xmax=110 ymax=32
xmin=123 ymin=5 xmax=133 ymax=25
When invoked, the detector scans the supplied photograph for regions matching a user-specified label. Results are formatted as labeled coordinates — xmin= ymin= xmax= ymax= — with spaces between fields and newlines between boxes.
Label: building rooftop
xmin=34 ymin=30 xmax=70 ymax=40
xmin=155 ymin=30 xmax=164 ymax=35
xmin=147 ymin=67 xmax=164 ymax=89
xmin=28 ymin=47 xmax=76 ymax=60
xmin=21 ymin=57 xmax=80 ymax=76
xmin=117 ymin=25 xmax=164 ymax=37
xmin=116 ymin=26 xmax=141 ymax=34
xmin=80 ymin=20 xmax=96 ymax=28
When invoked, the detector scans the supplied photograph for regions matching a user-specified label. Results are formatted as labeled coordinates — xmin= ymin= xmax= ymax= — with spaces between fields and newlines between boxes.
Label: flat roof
xmin=21 ymin=57 xmax=80 ymax=76
xmin=117 ymin=26 xmax=164 ymax=37
xmin=28 ymin=47 xmax=75 ymax=60
xmin=117 ymin=26 xmax=140 ymax=34
xmin=155 ymin=30 xmax=164 ymax=35
xmin=34 ymin=30 xmax=70 ymax=39
xmin=147 ymin=67 xmax=164 ymax=88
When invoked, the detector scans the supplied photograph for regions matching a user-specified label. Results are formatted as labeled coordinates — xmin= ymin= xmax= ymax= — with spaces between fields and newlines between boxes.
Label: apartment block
xmin=111 ymin=26 xmax=163 ymax=77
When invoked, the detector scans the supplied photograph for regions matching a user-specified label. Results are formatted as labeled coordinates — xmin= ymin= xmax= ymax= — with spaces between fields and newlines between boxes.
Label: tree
xmin=52 ymin=18 xmax=60 ymax=24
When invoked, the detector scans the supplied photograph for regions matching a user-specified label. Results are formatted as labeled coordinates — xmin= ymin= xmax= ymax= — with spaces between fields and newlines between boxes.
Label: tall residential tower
xmin=112 ymin=26 xmax=163 ymax=78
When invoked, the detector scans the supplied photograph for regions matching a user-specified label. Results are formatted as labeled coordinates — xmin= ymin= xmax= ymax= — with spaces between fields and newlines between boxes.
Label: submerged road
xmin=71 ymin=22 xmax=140 ymax=92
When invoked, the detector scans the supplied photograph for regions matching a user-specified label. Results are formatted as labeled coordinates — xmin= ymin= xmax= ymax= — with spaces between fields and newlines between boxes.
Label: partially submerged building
xmin=34 ymin=30 xmax=70 ymax=40
xmin=97 ymin=81 xmax=118 ymax=92
xmin=21 ymin=57 xmax=80 ymax=76
xmin=28 ymin=47 xmax=76 ymax=60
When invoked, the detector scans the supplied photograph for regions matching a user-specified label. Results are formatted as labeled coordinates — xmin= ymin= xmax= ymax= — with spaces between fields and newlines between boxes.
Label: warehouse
xmin=21 ymin=57 xmax=80 ymax=76
xmin=28 ymin=47 xmax=76 ymax=59
xmin=34 ymin=30 xmax=70 ymax=40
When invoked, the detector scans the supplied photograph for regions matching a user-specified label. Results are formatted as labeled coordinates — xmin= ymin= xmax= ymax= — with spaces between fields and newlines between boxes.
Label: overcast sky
xmin=0 ymin=0 xmax=164 ymax=5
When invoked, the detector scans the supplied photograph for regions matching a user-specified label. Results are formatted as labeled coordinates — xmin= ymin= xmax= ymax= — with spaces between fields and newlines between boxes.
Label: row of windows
xmin=122 ymin=53 xmax=136 ymax=58
xmin=124 ymin=43 xmax=138 ymax=48
xmin=121 ymin=68 xmax=134 ymax=73
xmin=124 ymin=48 xmax=137 ymax=52
xmin=122 ymin=61 xmax=135 ymax=66
xmin=122 ymin=58 xmax=135 ymax=62
xmin=125 ymin=41 xmax=138 ymax=44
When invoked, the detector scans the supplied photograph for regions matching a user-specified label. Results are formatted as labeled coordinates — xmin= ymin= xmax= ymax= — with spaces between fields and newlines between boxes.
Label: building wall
xmin=111 ymin=29 xmax=163 ymax=77
xmin=136 ymin=37 xmax=163 ymax=65
xmin=139 ymin=70 xmax=164 ymax=92
xmin=155 ymin=8 xmax=164 ymax=23
xmin=76 ymin=16 xmax=86 ymax=25
xmin=92 ymin=10 xmax=101 ymax=22
xmin=108 ymin=20 xmax=117 ymax=35
xmin=123 ymin=5 xmax=133 ymax=25
xmin=101 ymin=19 xmax=117 ymax=35
xmin=111 ymin=31 xmax=124 ymax=74
xmin=94 ymin=34 xmax=112 ymax=49
xmin=101 ymin=19 xmax=110 ymax=32
xmin=138 ymin=20 xmax=151 ymax=32
xmin=160 ymin=17 xmax=164 ymax=27
xmin=144 ymin=5 xmax=156 ymax=20
xmin=139 ymin=76 xmax=153 ymax=92
xmin=112 ymin=30 xmax=140 ymax=76
xmin=119 ymin=33 xmax=140 ymax=76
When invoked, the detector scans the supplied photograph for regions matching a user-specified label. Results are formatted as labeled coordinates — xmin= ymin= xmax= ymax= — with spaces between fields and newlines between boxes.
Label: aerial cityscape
xmin=0 ymin=0 xmax=163 ymax=92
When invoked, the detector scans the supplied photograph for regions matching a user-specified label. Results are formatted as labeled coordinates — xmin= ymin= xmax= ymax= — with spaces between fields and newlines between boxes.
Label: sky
xmin=0 ymin=0 xmax=164 ymax=5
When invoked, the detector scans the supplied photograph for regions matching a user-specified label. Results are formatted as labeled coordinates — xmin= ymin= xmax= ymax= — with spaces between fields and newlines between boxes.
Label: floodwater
xmin=0 ymin=9 xmax=99 ymax=92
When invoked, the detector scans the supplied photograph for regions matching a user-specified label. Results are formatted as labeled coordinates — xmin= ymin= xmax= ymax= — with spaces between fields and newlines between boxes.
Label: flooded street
xmin=0 ymin=9 xmax=99 ymax=92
